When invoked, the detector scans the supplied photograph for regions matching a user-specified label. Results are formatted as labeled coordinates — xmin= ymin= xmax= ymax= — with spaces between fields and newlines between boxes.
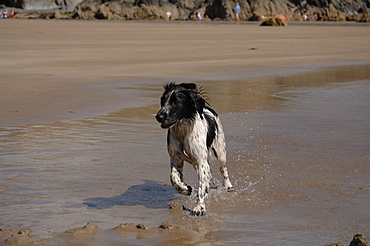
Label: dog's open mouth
xmin=156 ymin=114 xmax=179 ymax=129
xmin=160 ymin=121 xmax=177 ymax=129
xmin=160 ymin=122 xmax=171 ymax=129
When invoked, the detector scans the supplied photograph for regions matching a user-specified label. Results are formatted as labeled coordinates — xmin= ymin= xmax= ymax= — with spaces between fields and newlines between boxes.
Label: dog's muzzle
xmin=155 ymin=109 xmax=169 ymax=128
xmin=155 ymin=109 xmax=167 ymax=123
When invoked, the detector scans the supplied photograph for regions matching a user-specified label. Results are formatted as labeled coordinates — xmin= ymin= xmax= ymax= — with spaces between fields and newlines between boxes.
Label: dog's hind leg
xmin=220 ymin=162 xmax=234 ymax=192
xmin=215 ymin=149 xmax=234 ymax=192
xmin=213 ymin=132 xmax=234 ymax=192
xmin=170 ymin=159 xmax=192 ymax=196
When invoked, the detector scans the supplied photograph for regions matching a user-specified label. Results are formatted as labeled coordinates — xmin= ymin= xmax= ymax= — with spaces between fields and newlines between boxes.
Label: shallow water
xmin=0 ymin=64 xmax=369 ymax=245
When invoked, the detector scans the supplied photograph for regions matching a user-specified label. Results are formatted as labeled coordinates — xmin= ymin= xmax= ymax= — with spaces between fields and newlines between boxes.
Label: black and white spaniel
xmin=155 ymin=82 xmax=234 ymax=216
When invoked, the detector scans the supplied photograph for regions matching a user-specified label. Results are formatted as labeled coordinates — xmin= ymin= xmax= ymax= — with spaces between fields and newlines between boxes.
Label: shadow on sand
xmin=83 ymin=180 xmax=176 ymax=209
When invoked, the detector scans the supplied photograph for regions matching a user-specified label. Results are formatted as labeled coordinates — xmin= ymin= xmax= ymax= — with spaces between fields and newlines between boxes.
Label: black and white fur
xmin=155 ymin=82 xmax=234 ymax=216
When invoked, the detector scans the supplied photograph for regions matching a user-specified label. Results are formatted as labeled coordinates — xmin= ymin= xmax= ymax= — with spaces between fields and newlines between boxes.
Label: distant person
xmin=234 ymin=3 xmax=241 ymax=23
xmin=197 ymin=12 xmax=202 ymax=21
xmin=166 ymin=11 xmax=172 ymax=20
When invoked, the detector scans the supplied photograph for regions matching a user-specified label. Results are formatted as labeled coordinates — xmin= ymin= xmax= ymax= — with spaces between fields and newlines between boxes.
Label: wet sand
xmin=0 ymin=19 xmax=370 ymax=245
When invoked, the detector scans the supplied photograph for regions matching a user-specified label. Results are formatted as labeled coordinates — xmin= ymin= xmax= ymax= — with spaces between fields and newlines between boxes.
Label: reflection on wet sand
xmin=202 ymin=63 xmax=370 ymax=114
xmin=0 ymin=64 xmax=369 ymax=245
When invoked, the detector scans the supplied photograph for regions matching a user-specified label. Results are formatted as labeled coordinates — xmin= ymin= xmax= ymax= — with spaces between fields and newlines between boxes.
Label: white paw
xmin=227 ymin=186 xmax=235 ymax=192
xmin=190 ymin=205 xmax=206 ymax=217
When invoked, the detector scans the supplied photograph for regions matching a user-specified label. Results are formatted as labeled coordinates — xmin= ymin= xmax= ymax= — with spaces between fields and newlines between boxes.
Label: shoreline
xmin=2 ymin=61 xmax=369 ymax=128
xmin=2 ymin=60 xmax=369 ymax=128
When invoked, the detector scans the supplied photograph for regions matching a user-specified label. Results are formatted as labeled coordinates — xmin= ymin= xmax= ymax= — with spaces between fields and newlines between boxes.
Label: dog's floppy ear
xmin=188 ymin=91 xmax=206 ymax=118
xmin=179 ymin=83 xmax=197 ymax=91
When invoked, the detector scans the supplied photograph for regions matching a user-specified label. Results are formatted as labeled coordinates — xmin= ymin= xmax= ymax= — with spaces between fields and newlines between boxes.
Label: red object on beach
xmin=275 ymin=13 xmax=287 ymax=22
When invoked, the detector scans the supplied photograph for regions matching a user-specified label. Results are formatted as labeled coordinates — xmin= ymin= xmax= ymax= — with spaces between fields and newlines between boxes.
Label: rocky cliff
xmin=1 ymin=0 xmax=369 ymax=21
xmin=1 ymin=0 xmax=80 ymax=10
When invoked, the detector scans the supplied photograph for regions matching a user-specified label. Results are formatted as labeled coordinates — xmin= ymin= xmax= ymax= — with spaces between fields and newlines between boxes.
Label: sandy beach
xmin=0 ymin=19 xmax=370 ymax=245
xmin=1 ymin=19 xmax=369 ymax=127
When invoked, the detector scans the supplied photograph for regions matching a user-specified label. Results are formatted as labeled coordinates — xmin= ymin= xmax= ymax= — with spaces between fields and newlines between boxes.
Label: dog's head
xmin=155 ymin=83 xmax=206 ymax=128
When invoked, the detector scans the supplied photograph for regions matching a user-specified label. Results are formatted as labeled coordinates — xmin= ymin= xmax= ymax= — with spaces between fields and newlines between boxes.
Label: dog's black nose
xmin=156 ymin=111 xmax=166 ymax=123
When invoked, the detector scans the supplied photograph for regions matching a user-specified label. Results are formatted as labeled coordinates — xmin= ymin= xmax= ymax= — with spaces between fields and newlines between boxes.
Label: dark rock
xmin=349 ymin=233 xmax=370 ymax=246
xmin=261 ymin=16 xmax=287 ymax=26
xmin=4 ymin=229 xmax=35 ymax=245
xmin=205 ymin=0 xmax=227 ymax=20
xmin=2 ymin=0 xmax=84 ymax=10
xmin=94 ymin=4 xmax=112 ymax=19
xmin=359 ymin=11 xmax=370 ymax=22
xmin=159 ymin=221 xmax=175 ymax=229
xmin=136 ymin=224 xmax=148 ymax=229
xmin=327 ymin=234 xmax=370 ymax=246
xmin=65 ymin=223 xmax=99 ymax=237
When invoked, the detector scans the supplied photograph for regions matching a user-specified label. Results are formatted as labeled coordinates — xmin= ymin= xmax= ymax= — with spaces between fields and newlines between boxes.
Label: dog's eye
xmin=172 ymin=98 xmax=181 ymax=105
xmin=168 ymin=95 xmax=179 ymax=105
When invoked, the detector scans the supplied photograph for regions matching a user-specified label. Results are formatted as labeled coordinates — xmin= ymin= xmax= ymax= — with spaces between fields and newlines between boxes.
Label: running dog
xmin=155 ymin=82 xmax=234 ymax=216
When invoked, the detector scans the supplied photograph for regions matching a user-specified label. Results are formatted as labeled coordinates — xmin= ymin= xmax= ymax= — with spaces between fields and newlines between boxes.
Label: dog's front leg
xmin=170 ymin=159 xmax=192 ymax=196
xmin=191 ymin=160 xmax=211 ymax=216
